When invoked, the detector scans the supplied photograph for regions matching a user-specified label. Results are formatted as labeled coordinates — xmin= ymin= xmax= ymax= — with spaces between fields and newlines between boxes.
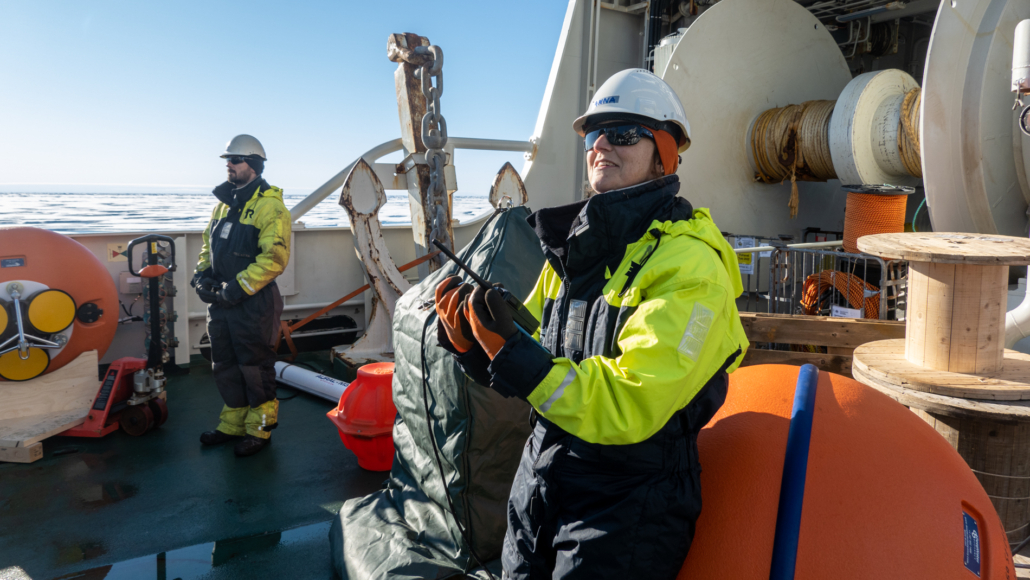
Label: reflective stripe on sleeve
xmin=540 ymin=367 xmax=577 ymax=412
xmin=239 ymin=276 xmax=256 ymax=294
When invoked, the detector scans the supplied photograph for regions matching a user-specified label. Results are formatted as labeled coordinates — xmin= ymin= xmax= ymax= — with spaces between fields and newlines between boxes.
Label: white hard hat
xmin=221 ymin=134 xmax=267 ymax=160
xmin=573 ymin=69 xmax=692 ymax=152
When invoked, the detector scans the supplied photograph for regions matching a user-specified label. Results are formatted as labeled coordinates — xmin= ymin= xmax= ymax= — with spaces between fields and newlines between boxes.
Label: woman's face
xmin=587 ymin=131 xmax=660 ymax=194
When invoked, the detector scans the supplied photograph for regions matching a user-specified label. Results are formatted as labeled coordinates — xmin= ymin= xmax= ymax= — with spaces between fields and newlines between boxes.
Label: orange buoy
xmin=679 ymin=364 xmax=1013 ymax=579
xmin=0 ymin=227 xmax=119 ymax=381
xmin=327 ymin=362 xmax=397 ymax=471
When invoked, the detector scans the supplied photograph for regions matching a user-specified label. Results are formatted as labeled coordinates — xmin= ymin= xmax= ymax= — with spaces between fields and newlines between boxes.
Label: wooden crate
xmin=739 ymin=312 xmax=905 ymax=378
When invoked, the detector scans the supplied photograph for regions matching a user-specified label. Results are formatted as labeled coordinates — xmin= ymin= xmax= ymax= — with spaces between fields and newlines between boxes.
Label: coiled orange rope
xmin=751 ymin=100 xmax=837 ymax=219
xmin=842 ymin=191 xmax=908 ymax=253
xmin=898 ymin=88 xmax=922 ymax=178
xmin=800 ymin=270 xmax=880 ymax=319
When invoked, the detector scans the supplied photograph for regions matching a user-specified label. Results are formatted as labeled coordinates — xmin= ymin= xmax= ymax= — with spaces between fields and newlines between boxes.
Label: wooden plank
xmin=0 ymin=350 xmax=99 ymax=422
xmin=0 ymin=410 xmax=88 ymax=447
xmin=905 ymin=261 xmax=929 ymax=367
xmin=975 ymin=265 xmax=1008 ymax=374
xmin=0 ymin=442 xmax=43 ymax=463
xmin=853 ymin=339 xmax=1030 ymax=400
xmin=923 ymin=262 xmax=955 ymax=371
xmin=853 ymin=364 xmax=1030 ymax=421
xmin=741 ymin=348 xmax=853 ymax=377
xmin=739 ymin=312 xmax=905 ymax=348
xmin=948 ymin=263 xmax=982 ymax=373
xmin=857 ymin=232 xmax=1030 ymax=265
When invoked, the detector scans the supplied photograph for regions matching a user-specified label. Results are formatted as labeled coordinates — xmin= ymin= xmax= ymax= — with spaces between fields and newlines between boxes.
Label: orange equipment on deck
xmin=0 ymin=227 xmax=118 ymax=381
xmin=841 ymin=185 xmax=914 ymax=253
xmin=327 ymin=362 xmax=397 ymax=471
xmin=679 ymin=364 xmax=1014 ymax=579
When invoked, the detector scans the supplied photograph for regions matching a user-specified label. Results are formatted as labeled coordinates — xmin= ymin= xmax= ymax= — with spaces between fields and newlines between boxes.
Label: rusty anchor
xmin=489 ymin=162 xmax=530 ymax=210
xmin=331 ymin=158 xmax=412 ymax=371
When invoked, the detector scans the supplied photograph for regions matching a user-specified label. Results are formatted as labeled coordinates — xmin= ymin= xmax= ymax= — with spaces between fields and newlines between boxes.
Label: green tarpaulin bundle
xmin=331 ymin=206 xmax=545 ymax=579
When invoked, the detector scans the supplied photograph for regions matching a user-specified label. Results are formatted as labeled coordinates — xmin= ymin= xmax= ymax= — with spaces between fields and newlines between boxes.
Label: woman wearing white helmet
xmin=437 ymin=69 xmax=748 ymax=579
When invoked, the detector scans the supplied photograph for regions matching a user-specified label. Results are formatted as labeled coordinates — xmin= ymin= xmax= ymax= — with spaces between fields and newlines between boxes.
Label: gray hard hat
xmin=221 ymin=134 xmax=267 ymax=160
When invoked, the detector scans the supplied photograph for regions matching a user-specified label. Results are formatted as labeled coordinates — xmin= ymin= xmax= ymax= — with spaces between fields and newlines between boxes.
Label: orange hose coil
xmin=842 ymin=192 xmax=907 ymax=254
xmin=800 ymin=270 xmax=880 ymax=319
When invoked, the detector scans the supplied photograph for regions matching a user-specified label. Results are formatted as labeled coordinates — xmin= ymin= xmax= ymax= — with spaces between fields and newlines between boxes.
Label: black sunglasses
xmin=584 ymin=124 xmax=654 ymax=151
xmin=225 ymin=156 xmax=248 ymax=165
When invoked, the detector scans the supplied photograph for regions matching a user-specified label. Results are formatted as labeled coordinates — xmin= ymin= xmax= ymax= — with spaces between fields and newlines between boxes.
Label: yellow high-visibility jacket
xmin=486 ymin=176 xmax=748 ymax=445
xmin=196 ymin=179 xmax=291 ymax=297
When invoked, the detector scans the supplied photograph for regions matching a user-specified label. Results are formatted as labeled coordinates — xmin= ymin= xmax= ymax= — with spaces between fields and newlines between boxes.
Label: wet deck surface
xmin=0 ymin=358 xmax=386 ymax=579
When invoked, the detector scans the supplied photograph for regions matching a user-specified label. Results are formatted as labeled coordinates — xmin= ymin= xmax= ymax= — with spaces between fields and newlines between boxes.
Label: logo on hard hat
xmin=594 ymin=95 xmax=620 ymax=107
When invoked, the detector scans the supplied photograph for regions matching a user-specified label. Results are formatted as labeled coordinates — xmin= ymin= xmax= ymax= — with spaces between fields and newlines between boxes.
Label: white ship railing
xmin=289 ymin=137 xmax=536 ymax=221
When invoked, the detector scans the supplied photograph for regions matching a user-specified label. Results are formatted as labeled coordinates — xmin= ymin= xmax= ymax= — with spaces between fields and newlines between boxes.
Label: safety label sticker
xmin=735 ymin=237 xmax=755 ymax=276
xmin=963 ymin=511 xmax=981 ymax=577
xmin=107 ymin=243 xmax=128 ymax=262
xmin=0 ymin=257 xmax=25 ymax=268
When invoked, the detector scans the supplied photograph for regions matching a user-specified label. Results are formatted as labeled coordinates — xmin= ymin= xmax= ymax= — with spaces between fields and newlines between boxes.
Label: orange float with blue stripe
xmin=0 ymin=227 xmax=118 ymax=381
xmin=679 ymin=364 xmax=1014 ymax=579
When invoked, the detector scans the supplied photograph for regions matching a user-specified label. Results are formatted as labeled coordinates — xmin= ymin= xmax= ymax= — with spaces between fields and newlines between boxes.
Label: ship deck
xmin=0 ymin=354 xmax=384 ymax=580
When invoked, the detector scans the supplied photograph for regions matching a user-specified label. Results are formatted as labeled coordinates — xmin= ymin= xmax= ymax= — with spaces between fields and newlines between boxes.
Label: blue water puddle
xmin=51 ymin=520 xmax=331 ymax=580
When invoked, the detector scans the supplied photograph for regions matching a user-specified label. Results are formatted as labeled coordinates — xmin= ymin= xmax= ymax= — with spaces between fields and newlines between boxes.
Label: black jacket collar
xmin=526 ymin=175 xmax=691 ymax=277
xmin=212 ymin=177 xmax=269 ymax=207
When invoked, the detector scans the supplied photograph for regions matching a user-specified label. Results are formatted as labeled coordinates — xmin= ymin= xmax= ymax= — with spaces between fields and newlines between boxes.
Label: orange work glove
xmin=435 ymin=276 xmax=476 ymax=353
xmin=468 ymin=285 xmax=518 ymax=359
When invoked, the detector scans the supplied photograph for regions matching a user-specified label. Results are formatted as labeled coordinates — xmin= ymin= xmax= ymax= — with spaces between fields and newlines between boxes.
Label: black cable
xmin=420 ymin=316 xmax=498 ymax=580
xmin=120 ymin=298 xmax=136 ymax=318
xmin=1012 ymin=531 xmax=1030 ymax=557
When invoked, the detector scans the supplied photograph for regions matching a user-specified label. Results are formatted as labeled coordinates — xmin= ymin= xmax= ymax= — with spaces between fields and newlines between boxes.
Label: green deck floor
xmin=0 ymin=357 xmax=386 ymax=579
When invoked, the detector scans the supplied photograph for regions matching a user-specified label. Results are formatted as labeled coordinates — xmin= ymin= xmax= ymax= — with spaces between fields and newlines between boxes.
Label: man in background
xmin=191 ymin=134 xmax=291 ymax=457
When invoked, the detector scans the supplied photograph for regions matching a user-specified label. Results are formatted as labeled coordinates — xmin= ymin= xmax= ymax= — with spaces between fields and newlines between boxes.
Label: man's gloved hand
xmin=213 ymin=279 xmax=246 ymax=308
xmin=196 ymin=284 xmax=219 ymax=304
xmin=191 ymin=269 xmax=212 ymax=289
xmin=193 ymin=270 xmax=220 ymax=304
xmin=468 ymin=285 xmax=518 ymax=359
xmin=435 ymin=276 xmax=476 ymax=354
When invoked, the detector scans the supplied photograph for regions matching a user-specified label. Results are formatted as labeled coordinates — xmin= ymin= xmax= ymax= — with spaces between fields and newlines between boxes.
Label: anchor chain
xmin=415 ymin=45 xmax=453 ymax=265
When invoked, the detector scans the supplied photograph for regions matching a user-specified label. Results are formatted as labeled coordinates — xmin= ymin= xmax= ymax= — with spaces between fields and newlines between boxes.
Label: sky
xmin=0 ymin=1 xmax=569 ymax=196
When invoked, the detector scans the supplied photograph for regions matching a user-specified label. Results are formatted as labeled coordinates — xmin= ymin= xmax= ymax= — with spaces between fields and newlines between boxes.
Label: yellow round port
xmin=0 ymin=347 xmax=50 ymax=381
xmin=27 ymin=289 xmax=76 ymax=334
xmin=0 ymin=303 xmax=8 ymax=336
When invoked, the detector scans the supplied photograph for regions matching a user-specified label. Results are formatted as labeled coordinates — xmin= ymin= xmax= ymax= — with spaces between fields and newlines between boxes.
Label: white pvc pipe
xmin=1013 ymin=19 xmax=1030 ymax=93
xmin=1006 ymin=266 xmax=1030 ymax=348
xmin=274 ymin=361 xmax=350 ymax=403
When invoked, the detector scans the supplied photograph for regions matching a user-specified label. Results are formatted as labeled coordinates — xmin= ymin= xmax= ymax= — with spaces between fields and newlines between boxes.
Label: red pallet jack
xmin=63 ymin=234 xmax=175 ymax=437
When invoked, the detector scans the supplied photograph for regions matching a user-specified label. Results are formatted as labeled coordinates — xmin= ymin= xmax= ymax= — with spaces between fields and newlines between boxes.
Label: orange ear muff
xmin=652 ymin=129 xmax=679 ymax=176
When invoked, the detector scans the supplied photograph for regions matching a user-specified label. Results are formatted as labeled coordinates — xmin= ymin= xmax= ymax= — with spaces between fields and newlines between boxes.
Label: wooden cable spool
xmin=853 ymin=232 xmax=1030 ymax=544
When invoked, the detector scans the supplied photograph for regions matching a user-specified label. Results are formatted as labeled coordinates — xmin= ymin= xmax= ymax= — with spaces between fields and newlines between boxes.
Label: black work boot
xmin=200 ymin=430 xmax=243 ymax=446
xmin=234 ymin=435 xmax=270 ymax=457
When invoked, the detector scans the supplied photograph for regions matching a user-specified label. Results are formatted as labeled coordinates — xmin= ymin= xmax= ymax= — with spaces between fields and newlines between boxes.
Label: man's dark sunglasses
xmin=225 ymin=156 xmax=249 ymax=165
xmin=583 ymin=124 xmax=654 ymax=151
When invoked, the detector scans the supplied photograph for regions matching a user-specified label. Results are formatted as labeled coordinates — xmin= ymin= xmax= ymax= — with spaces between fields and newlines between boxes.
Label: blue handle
xmin=769 ymin=364 xmax=819 ymax=580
